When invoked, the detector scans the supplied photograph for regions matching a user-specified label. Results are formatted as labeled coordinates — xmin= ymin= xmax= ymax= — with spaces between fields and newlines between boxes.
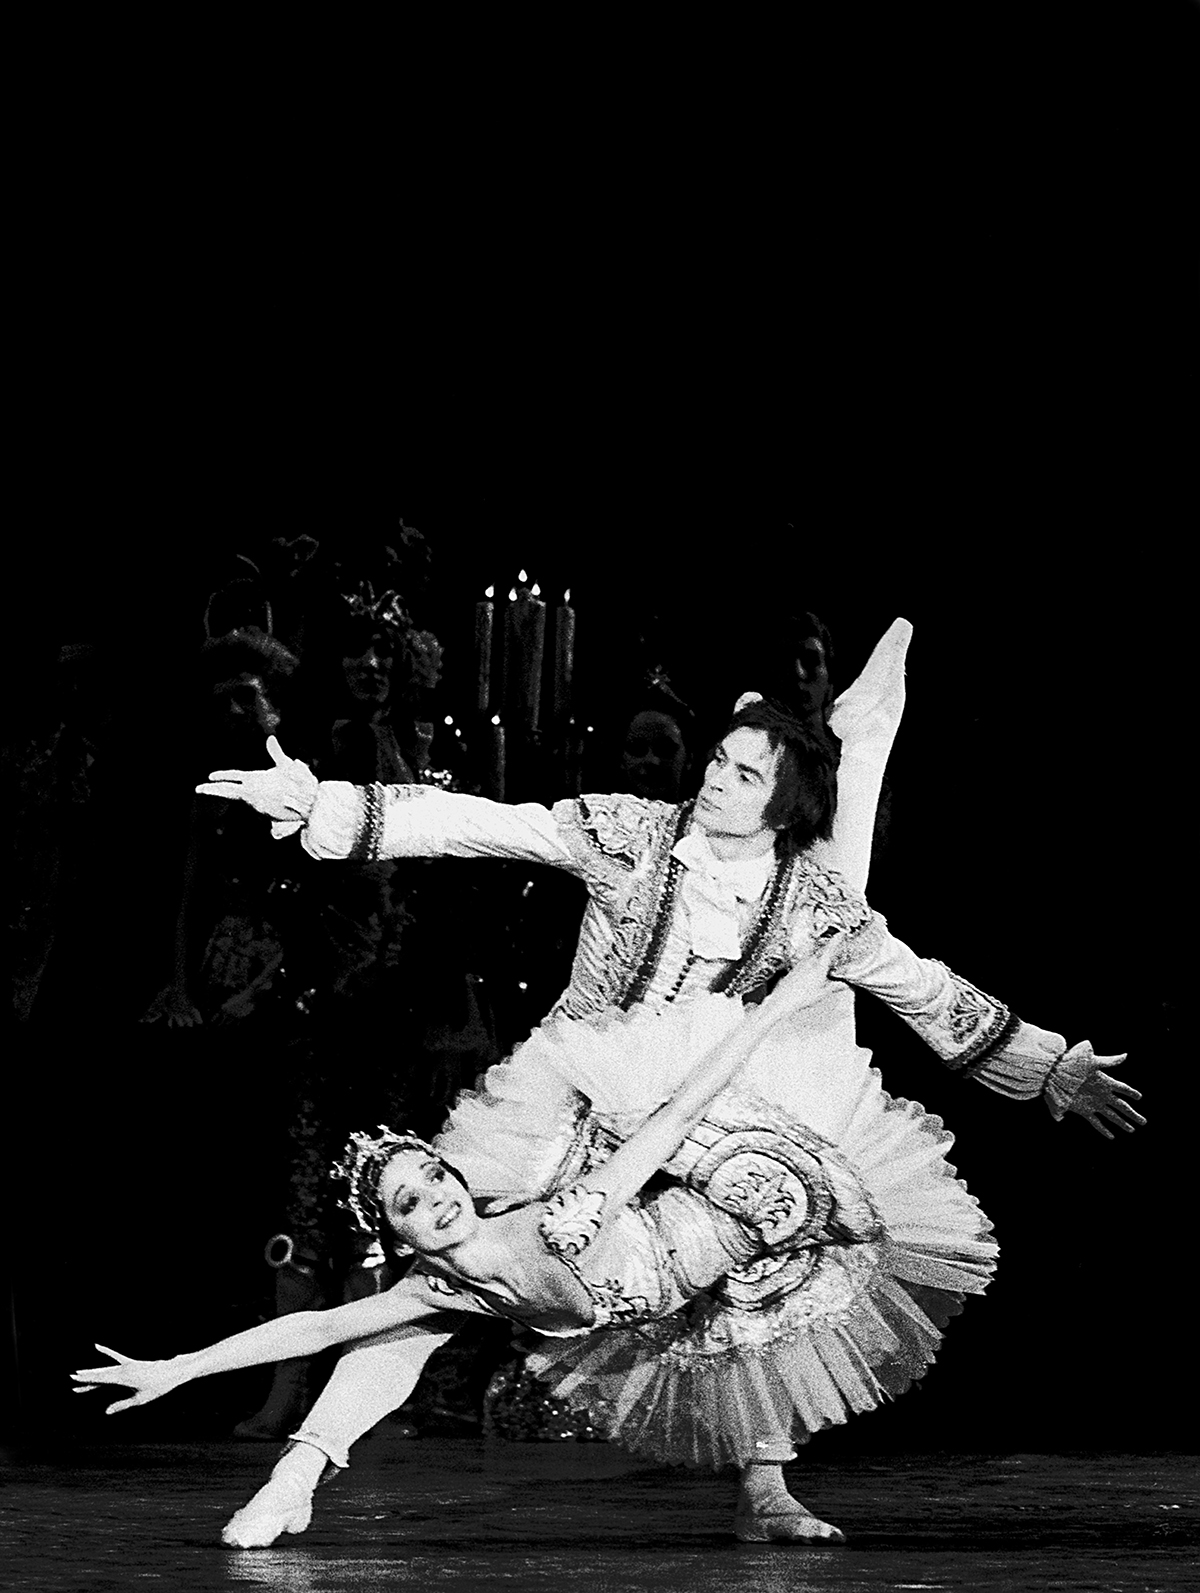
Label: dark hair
xmin=723 ymin=696 xmax=839 ymax=858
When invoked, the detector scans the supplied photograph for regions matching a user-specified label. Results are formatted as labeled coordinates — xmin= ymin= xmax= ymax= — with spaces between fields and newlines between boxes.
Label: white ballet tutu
xmin=433 ymin=994 xmax=998 ymax=1469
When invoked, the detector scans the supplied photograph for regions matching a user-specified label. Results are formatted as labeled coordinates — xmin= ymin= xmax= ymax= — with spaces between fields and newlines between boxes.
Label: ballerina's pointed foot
xmin=734 ymin=1498 xmax=845 ymax=1544
xmin=222 ymin=1482 xmax=313 ymax=1548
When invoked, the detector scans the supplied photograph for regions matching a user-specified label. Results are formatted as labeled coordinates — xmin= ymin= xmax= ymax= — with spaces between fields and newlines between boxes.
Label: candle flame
xmin=491 ymin=714 xmax=501 ymax=726
xmin=508 ymin=587 xmax=518 ymax=601
xmin=564 ymin=588 xmax=571 ymax=602
xmin=531 ymin=582 xmax=541 ymax=597
xmin=485 ymin=585 xmax=494 ymax=599
xmin=444 ymin=715 xmax=454 ymax=726
xmin=518 ymin=569 xmax=528 ymax=583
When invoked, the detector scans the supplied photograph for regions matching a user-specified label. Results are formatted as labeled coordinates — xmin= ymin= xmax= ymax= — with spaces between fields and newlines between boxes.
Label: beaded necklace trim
xmin=710 ymin=856 xmax=793 ymax=999
xmin=616 ymin=802 xmax=695 ymax=1011
xmin=619 ymin=814 xmax=808 ymax=1010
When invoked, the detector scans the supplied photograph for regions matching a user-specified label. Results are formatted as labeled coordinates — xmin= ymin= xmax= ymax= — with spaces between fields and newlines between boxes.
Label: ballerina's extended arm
xmin=70 ymin=1275 xmax=461 ymax=1414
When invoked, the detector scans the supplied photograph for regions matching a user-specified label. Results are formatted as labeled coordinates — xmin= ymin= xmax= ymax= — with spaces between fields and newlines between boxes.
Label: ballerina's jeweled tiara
xmin=332 ymin=1127 xmax=474 ymax=1238
xmin=331 ymin=1126 xmax=442 ymax=1236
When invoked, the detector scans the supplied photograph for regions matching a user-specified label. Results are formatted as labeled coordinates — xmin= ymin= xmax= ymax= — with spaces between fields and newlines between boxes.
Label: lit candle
xmin=485 ymin=713 xmax=506 ymax=802
xmin=498 ymin=586 xmax=517 ymax=726
xmin=553 ymin=587 xmax=575 ymax=725
xmin=504 ymin=577 xmax=547 ymax=731
xmin=475 ymin=587 xmax=494 ymax=712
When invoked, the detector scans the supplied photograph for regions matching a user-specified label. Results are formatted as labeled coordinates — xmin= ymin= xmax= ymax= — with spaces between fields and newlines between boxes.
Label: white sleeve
xmin=301 ymin=782 xmax=576 ymax=869
xmin=830 ymin=912 xmax=1097 ymax=1116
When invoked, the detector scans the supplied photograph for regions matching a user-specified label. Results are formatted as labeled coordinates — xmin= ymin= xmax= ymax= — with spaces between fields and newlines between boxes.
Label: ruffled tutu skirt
xmin=433 ymin=994 xmax=998 ymax=1469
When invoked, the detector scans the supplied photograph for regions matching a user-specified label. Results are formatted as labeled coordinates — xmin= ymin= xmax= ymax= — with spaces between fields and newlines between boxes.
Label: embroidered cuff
xmin=1042 ymin=1040 xmax=1098 ymax=1121
xmin=957 ymin=1011 xmax=1022 ymax=1077
xmin=348 ymin=782 xmax=385 ymax=863
xmin=955 ymin=1018 xmax=1067 ymax=1100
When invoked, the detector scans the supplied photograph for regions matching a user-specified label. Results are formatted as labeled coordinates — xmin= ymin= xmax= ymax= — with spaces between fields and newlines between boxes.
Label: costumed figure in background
xmin=140 ymin=569 xmax=302 ymax=1033
xmin=134 ymin=569 xmax=320 ymax=1435
xmin=614 ymin=667 xmax=697 ymax=803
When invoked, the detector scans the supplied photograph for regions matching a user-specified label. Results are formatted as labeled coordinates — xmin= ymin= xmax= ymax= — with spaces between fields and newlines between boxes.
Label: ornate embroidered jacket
xmin=300 ymin=784 xmax=1085 ymax=1110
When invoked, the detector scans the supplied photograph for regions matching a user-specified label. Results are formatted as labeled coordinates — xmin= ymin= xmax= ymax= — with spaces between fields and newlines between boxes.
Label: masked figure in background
xmin=141 ymin=610 xmax=302 ymax=1032
xmin=186 ymin=619 xmax=1140 ymax=1545
xmin=613 ymin=669 xmax=696 ymax=803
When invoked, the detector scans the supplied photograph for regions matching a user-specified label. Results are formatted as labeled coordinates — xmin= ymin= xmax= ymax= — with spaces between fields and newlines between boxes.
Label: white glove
xmin=196 ymin=736 xmax=318 ymax=837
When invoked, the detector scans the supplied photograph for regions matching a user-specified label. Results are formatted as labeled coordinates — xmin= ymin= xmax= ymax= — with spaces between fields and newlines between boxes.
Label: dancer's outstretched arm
xmin=70 ymin=1275 xmax=459 ymax=1414
xmin=195 ymin=737 xmax=582 ymax=867
xmin=831 ymin=917 xmax=1145 ymax=1136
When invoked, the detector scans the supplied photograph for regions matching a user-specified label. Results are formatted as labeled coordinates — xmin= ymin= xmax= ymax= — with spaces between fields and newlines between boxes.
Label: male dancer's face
xmin=694 ymin=728 xmax=780 ymax=842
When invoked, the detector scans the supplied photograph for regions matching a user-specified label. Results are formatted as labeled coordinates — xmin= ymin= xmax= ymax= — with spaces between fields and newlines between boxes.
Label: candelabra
xmin=468 ymin=572 xmax=582 ymax=804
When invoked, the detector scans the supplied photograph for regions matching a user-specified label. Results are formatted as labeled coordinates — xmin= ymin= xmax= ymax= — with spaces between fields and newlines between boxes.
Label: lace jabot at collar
xmin=670 ymin=828 xmax=774 ymax=961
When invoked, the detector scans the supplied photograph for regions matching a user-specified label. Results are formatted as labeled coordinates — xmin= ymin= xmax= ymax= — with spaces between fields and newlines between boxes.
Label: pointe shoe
xmin=734 ymin=1499 xmax=846 ymax=1544
xmin=222 ymin=1482 xmax=314 ymax=1548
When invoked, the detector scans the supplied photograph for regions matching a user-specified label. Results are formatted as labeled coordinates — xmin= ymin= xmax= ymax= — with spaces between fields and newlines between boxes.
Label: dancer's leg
xmin=734 ymin=1442 xmax=845 ymax=1544
xmin=735 ymin=1461 xmax=845 ymax=1543
xmin=223 ymin=1315 xmax=465 ymax=1548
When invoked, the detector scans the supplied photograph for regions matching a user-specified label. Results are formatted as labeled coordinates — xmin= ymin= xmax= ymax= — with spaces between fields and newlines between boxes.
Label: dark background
xmin=4 ymin=2 xmax=1196 ymax=1455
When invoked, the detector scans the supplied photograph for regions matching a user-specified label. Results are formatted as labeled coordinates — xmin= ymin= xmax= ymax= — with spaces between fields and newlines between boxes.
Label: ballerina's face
xmin=376 ymin=1150 xmax=478 ymax=1253
xmin=695 ymin=728 xmax=781 ymax=840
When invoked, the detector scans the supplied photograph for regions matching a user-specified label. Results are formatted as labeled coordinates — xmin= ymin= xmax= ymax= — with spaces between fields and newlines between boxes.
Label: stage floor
xmin=1 ymin=1438 xmax=1196 ymax=1593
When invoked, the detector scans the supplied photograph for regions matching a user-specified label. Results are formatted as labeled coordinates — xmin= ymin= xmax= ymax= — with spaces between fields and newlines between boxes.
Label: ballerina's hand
xmin=195 ymin=736 xmax=318 ymax=830
xmin=70 ymin=1344 xmax=186 ymax=1414
xmin=1066 ymin=1055 xmax=1146 ymax=1140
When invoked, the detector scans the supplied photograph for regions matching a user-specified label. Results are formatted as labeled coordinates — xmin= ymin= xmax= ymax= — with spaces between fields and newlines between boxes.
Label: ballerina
xmin=72 ymin=945 xmax=1138 ymax=1547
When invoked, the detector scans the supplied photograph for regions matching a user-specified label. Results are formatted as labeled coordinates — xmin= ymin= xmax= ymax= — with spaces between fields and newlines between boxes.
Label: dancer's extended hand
xmin=70 ymin=1345 xmax=188 ymax=1413
xmin=1066 ymin=1055 xmax=1145 ymax=1140
xmin=195 ymin=736 xmax=318 ymax=836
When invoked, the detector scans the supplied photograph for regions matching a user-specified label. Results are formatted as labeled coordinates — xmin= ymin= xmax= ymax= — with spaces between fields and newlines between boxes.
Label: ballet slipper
xmin=222 ymin=1478 xmax=314 ymax=1548
xmin=222 ymin=1444 xmax=325 ymax=1548
xmin=733 ymin=1496 xmax=845 ymax=1544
